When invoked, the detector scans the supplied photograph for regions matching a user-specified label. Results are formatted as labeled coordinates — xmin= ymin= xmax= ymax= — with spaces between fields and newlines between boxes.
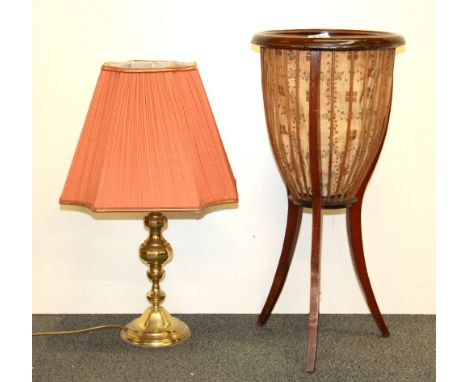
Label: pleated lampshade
xmin=60 ymin=60 xmax=238 ymax=212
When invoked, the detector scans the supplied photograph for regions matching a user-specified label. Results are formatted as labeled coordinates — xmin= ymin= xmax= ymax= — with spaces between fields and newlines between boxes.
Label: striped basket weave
xmin=260 ymin=47 xmax=395 ymax=206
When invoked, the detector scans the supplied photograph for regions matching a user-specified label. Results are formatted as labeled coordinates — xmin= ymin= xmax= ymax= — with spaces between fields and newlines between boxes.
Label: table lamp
xmin=60 ymin=60 xmax=238 ymax=347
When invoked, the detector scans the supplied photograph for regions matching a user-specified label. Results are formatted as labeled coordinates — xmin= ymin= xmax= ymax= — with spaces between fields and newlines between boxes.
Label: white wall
xmin=33 ymin=0 xmax=435 ymax=314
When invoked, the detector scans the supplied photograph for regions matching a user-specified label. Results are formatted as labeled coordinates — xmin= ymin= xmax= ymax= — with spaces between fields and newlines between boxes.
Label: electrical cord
xmin=32 ymin=324 xmax=124 ymax=336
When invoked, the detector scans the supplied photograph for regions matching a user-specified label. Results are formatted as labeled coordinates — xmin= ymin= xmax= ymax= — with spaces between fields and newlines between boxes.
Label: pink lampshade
xmin=60 ymin=60 xmax=238 ymax=212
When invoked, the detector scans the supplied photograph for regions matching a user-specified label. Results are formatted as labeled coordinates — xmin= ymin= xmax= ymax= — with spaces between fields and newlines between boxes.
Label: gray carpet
xmin=32 ymin=314 xmax=435 ymax=382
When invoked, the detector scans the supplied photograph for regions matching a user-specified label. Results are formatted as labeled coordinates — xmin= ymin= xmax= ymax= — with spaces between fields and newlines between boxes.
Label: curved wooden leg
xmin=305 ymin=51 xmax=323 ymax=373
xmin=346 ymin=200 xmax=390 ymax=337
xmin=306 ymin=203 xmax=322 ymax=373
xmin=257 ymin=198 xmax=303 ymax=326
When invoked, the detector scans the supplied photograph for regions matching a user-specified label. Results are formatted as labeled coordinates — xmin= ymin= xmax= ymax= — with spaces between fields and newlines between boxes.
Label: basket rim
xmin=251 ymin=29 xmax=405 ymax=50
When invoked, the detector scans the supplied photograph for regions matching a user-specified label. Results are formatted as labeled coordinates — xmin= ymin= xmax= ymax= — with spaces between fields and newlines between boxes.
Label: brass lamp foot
xmin=121 ymin=306 xmax=190 ymax=347
xmin=121 ymin=212 xmax=190 ymax=348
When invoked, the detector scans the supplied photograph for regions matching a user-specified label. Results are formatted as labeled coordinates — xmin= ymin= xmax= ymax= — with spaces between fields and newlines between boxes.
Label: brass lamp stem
xmin=140 ymin=213 xmax=170 ymax=308
xmin=120 ymin=212 xmax=191 ymax=347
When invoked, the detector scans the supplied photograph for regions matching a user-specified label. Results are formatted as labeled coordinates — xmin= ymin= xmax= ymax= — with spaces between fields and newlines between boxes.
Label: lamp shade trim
xmin=102 ymin=60 xmax=197 ymax=73
xmin=59 ymin=198 xmax=239 ymax=213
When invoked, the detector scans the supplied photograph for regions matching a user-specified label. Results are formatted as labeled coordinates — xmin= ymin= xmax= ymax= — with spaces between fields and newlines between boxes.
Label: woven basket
xmin=253 ymin=30 xmax=404 ymax=206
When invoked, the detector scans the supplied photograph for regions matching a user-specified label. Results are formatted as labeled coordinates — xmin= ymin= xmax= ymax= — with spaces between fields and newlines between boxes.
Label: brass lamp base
xmin=121 ymin=306 xmax=191 ymax=347
xmin=121 ymin=212 xmax=191 ymax=348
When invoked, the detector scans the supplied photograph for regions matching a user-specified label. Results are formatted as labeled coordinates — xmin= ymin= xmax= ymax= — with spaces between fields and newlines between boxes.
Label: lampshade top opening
xmin=102 ymin=60 xmax=197 ymax=72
